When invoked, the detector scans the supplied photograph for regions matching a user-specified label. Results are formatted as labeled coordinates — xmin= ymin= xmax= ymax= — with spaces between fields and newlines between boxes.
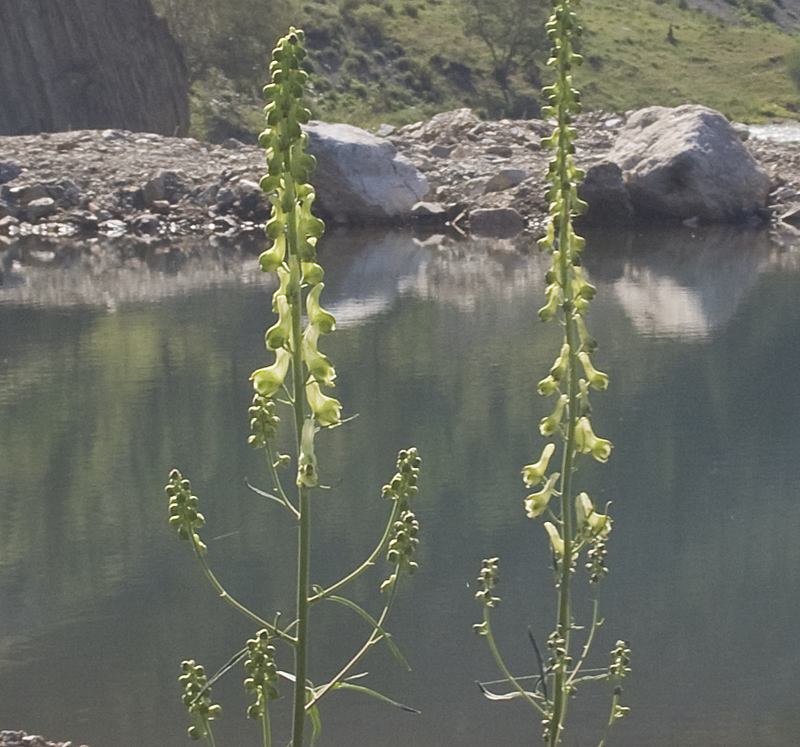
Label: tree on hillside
xmin=151 ymin=0 xmax=292 ymax=90
xmin=460 ymin=0 xmax=549 ymax=116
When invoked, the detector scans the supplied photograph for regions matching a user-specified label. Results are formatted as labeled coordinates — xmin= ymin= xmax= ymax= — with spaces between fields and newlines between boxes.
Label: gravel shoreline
xmin=1 ymin=110 xmax=800 ymax=251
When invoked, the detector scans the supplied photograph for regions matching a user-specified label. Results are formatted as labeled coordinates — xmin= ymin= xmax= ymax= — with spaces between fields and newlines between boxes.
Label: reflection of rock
xmin=318 ymin=229 xmax=545 ymax=320
xmin=585 ymin=225 xmax=773 ymax=339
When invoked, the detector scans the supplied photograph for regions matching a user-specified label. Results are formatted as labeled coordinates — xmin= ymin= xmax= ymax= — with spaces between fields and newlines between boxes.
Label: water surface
xmin=1 ymin=226 xmax=799 ymax=747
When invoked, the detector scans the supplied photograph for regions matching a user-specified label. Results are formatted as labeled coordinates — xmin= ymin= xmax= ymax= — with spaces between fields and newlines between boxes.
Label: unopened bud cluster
xmin=381 ymin=448 xmax=421 ymax=509
xmin=166 ymin=470 xmax=206 ymax=552
xmin=381 ymin=448 xmax=423 ymax=591
xmin=244 ymin=629 xmax=280 ymax=720
xmin=179 ymin=660 xmax=221 ymax=741
xmin=474 ymin=556 xmax=500 ymax=610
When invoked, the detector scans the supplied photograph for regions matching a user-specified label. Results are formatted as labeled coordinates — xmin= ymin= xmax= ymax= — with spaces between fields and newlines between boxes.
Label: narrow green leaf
xmin=327 ymin=595 xmax=410 ymax=670
xmin=332 ymin=681 xmax=421 ymax=713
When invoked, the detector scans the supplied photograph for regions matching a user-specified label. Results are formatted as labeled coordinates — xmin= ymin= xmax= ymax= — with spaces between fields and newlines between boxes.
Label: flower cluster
xmin=380 ymin=448 xmax=422 ymax=591
xmin=248 ymin=393 xmax=280 ymax=451
xmin=521 ymin=0 xmax=613 ymax=573
xmin=179 ymin=660 xmax=221 ymax=741
xmin=244 ymin=629 xmax=280 ymax=720
xmin=381 ymin=509 xmax=420 ymax=592
xmin=166 ymin=469 xmax=206 ymax=552
xmin=250 ymin=27 xmax=341 ymax=439
xmin=474 ymin=556 xmax=501 ymax=610
xmin=381 ymin=448 xmax=421 ymax=509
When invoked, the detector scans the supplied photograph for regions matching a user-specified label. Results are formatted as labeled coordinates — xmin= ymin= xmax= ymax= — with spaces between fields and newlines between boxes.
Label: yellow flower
xmin=525 ymin=472 xmax=560 ymax=518
xmin=522 ymin=443 xmax=556 ymax=488
xmin=251 ymin=348 xmax=291 ymax=397
xmin=306 ymin=379 xmax=341 ymax=426
xmin=574 ymin=417 xmax=612 ymax=463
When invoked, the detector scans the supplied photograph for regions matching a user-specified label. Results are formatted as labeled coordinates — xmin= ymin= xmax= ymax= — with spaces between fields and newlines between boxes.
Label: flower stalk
xmin=474 ymin=2 xmax=629 ymax=745
xmin=166 ymin=28 xmax=422 ymax=747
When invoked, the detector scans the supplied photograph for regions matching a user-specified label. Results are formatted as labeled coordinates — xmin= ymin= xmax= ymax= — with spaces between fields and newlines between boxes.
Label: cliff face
xmin=0 ymin=0 xmax=189 ymax=136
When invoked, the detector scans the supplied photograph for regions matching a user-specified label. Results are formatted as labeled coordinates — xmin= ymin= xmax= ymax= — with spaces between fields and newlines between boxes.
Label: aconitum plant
xmin=474 ymin=2 xmax=631 ymax=746
xmin=167 ymin=28 xmax=422 ymax=747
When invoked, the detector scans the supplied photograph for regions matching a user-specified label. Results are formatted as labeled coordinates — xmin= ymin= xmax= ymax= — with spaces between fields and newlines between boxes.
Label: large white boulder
xmin=305 ymin=122 xmax=429 ymax=225
xmin=606 ymin=105 xmax=770 ymax=223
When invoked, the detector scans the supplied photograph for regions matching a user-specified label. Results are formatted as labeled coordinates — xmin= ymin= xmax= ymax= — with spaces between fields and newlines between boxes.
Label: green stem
xmin=203 ymin=719 xmax=217 ymax=747
xmin=190 ymin=540 xmax=296 ymax=644
xmin=287 ymin=177 xmax=311 ymax=747
xmin=265 ymin=443 xmax=300 ymax=518
xmin=306 ymin=585 xmax=398 ymax=710
xmin=549 ymin=43 xmax=582 ymax=743
xmin=262 ymin=705 xmax=272 ymax=747
xmin=481 ymin=607 xmax=547 ymax=716
xmin=309 ymin=500 xmax=402 ymax=603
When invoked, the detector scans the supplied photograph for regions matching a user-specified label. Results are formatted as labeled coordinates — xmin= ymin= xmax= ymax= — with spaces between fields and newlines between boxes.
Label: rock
xmin=143 ymin=170 xmax=187 ymax=205
xmin=410 ymin=108 xmax=482 ymax=144
xmin=0 ymin=199 xmax=17 ymax=218
xmin=0 ymin=214 xmax=20 ymax=231
xmin=0 ymin=162 xmax=20 ymax=183
xmin=469 ymin=207 xmax=526 ymax=237
xmin=486 ymin=144 xmax=513 ymax=158
xmin=577 ymin=161 xmax=634 ymax=225
xmin=66 ymin=210 xmax=99 ymax=231
xmin=0 ymin=0 xmax=189 ymax=136
xmin=606 ymin=105 xmax=770 ymax=222
xmin=484 ymin=169 xmax=527 ymax=193
xmin=411 ymin=201 xmax=448 ymax=221
xmin=779 ymin=204 xmax=800 ymax=226
xmin=131 ymin=212 xmax=163 ymax=235
xmin=429 ymin=143 xmax=457 ymax=159
xmin=375 ymin=124 xmax=396 ymax=138
xmin=221 ymin=138 xmax=245 ymax=150
xmin=305 ymin=121 xmax=429 ymax=224
xmin=99 ymin=218 xmax=127 ymax=236
xmin=25 ymin=196 xmax=57 ymax=220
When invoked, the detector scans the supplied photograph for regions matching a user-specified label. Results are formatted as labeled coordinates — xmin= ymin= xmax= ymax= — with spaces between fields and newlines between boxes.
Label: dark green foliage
xmin=786 ymin=43 xmax=800 ymax=92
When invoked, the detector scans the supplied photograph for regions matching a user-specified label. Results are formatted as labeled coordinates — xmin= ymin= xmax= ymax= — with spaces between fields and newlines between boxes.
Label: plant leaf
xmin=332 ymin=681 xmax=421 ymax=713
xmin=327 ymin=595 xmax=410 ymax=670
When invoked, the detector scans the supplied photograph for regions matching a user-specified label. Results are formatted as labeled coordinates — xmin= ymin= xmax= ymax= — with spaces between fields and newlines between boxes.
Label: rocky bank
xmin=1 ymin=108 xmax=799 ymax=250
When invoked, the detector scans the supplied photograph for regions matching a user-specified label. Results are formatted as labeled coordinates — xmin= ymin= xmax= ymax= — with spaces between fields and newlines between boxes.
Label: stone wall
xmin=0 ymin=0 xmax=189 ymax=136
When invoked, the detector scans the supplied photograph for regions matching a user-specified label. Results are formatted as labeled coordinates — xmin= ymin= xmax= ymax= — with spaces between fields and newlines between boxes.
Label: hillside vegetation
xmin=151 ymin=0 xmax=800 ymax=140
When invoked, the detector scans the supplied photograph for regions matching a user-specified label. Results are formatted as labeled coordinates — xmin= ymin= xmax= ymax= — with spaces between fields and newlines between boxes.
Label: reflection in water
xmin=586 ymin=226 xmax=774 ymax=339
xmin=1 ymin=227 xmax=800 ymax=747
xmin=0 ymin=226 xmax=788 ymax=345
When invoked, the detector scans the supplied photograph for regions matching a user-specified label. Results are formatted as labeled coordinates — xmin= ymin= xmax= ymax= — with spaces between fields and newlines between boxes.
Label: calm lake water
xmin=1 ymin=225 xmax=799 ymax=747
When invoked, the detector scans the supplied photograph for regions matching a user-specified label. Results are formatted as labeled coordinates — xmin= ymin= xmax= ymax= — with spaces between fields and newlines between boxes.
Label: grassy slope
xmin=179 ymin=0 xmax=800 ymax=137
xmin=370 ymin=0 xmax=799 ymax=123
xmin=577 ymin=0 xmax=798 ymax=121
